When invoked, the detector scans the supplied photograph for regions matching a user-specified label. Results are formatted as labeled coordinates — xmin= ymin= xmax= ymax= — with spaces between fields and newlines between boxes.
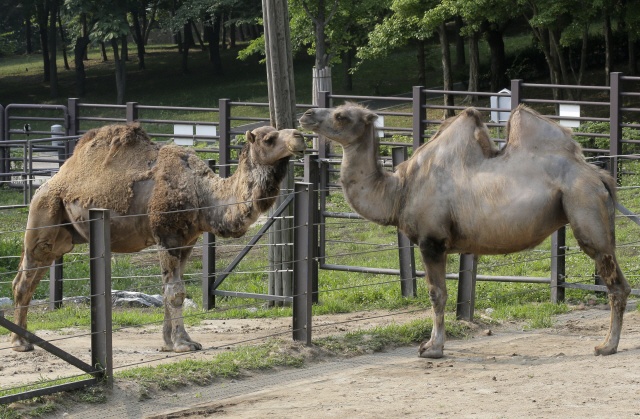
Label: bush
xmin=574 ymin=121 xmax=640 ymax=154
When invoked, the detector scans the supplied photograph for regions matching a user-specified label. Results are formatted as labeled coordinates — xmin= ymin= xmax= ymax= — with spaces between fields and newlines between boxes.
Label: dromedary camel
xmin=11 ymin=123 xmax=306 ymax=353
xmin=299 ymin=103 xmax=630 ymax=358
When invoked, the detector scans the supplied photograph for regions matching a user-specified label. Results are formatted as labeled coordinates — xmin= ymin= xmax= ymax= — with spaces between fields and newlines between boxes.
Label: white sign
xmin=558 ymin=104 xmax=581 ymax=128
xmin=490 ymin=88 xmax=512 ymax=123
xmin=174 ymin=124 xmax=194 ymax=146
xmin=374 ymin=115 xmax=384 ymax=138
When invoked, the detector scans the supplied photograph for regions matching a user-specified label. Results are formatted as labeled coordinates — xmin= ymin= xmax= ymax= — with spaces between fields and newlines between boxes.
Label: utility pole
xmin=262 ymin=0 xmax=297 ymax=303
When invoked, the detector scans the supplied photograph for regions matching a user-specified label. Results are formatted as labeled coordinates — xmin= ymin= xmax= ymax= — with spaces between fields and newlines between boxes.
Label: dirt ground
xmin=4 ymin=304 xmax=640 ymax=418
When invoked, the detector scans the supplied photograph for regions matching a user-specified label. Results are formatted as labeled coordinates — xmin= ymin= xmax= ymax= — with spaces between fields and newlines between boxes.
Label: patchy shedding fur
xmin=49 ymin=124 xmax=159 ymax=214
xmin=10 ymin=123 xmax=306 ymax=354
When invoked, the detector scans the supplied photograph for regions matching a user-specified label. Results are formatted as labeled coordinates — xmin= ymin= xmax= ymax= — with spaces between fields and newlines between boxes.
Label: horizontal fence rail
xmin=2 ymin=73 xmax=640 ymax=402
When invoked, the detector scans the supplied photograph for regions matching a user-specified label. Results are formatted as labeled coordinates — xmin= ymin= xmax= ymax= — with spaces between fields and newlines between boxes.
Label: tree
xmin=262 ymin=0 xmax=297 ymax=301
xmin=356 ymin=0 xmax=436 ymax=87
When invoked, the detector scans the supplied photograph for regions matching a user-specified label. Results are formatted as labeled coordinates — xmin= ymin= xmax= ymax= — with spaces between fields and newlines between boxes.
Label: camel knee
xmin=597 ymin=254 xmax=630 ymax=294
xmin=428 ymin=287 xmax=447 ymax=311
xmin=164 ymin=283 xmax=186 ymax=308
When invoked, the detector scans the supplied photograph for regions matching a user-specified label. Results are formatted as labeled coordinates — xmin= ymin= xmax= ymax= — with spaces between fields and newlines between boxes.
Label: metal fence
xmin=2 ymin=73 xmax=640 ymax=401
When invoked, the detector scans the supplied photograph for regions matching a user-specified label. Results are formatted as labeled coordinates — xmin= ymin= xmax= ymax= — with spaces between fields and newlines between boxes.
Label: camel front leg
xmin=158 ymin=244 xmax=201 ymax=353
xmin=418 ymin=239 xmax=448 ymax=359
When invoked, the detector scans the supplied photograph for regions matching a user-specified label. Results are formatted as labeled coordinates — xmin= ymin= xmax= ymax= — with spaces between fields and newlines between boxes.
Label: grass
xmin=1 ymin=32 xmax=639 ymax=416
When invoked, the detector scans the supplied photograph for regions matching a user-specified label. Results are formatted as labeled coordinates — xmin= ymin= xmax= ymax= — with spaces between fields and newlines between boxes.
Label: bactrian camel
xmin=299 ymin=103 xmax=630 ymax=358
xmin=12 ymin=124 xmax=306 ymax=352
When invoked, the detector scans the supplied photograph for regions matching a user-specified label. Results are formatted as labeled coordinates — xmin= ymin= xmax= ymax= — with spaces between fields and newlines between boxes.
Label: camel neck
xmin=199 ymin=155 xmax=289 ymax=238
xmin=339 ymin=130 xmax=401 ymax=227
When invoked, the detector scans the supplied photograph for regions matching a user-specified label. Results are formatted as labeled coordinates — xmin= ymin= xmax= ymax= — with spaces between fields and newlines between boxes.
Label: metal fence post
xmin=126 ymin=102 xmax=139 ymax=123
xmin=551 ymin=227 xmax=566 ymax=303
xmin=202 ymin=160 xmax=217 ymax=310
xmin=304 ymin=155 xmax=320 ymax=303
xmin=609 ymin=72 xmax=622 ymax=182
xmin=218 ymin=98 xmax=231 ymax=178
xmin=316 ymin=91 xmax=331 ymax=274
xmin=293 ymin=182 xmax=313 ymax=345
xmin=89 ymin=209 xmax=113 ymax=387
xmin=412 ymin=86 xmax=426 ymax=151
xmin=67 ymin=98 xmax=79 ymax=156
xmin=392 ymin=147 xmax=416 ymax=297
xmin=49 ymin=259 xmax=63 ymax=310
xmin=510 ymin=79 xmax=523 ymax=108
xmin=456 ymin=254 xmax=478 ymax=321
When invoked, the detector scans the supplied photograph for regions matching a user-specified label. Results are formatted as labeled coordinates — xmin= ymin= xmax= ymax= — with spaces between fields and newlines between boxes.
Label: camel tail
xmin=598 ymin=168 xmax=617 ymax=203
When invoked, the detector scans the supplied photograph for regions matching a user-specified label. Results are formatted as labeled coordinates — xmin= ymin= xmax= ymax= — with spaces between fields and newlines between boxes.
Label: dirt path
xmin=5 ymin=305 xmax=640 ymax=418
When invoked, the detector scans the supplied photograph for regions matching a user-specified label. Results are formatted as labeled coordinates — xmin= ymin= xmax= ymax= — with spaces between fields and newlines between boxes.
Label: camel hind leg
xmin=11 ymin=190 xmax=74 ymax=351
xmin=417 ymin=237 xmax=448 ymax=359
xmin=564 ymin=183 xmax=630 ymax=356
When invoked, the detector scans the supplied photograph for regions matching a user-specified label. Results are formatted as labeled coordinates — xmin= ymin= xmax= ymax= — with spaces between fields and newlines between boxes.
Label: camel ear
xmin=246 ymin=130 xmax=255 ymax=143
xmin=365 ymin=112 xmax=378 ymax=124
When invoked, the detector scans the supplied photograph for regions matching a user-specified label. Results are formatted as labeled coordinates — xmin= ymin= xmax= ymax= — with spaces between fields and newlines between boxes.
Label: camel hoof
xmin=11 ymin=339 xmax=34 ymax=352
xmin=174 ymin=343 xmax=202 ymax=353
xmin=594 ymin=344 xmax=617 ymax=356
xmin=418 ymin=342 xmax=444 ymax=359
xmin=171 ymin=340 xmax=202 ymax=353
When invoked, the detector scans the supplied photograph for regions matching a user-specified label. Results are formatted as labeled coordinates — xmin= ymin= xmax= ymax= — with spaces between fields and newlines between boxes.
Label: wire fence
xmin=2 ymin=76 xmax=640 ymax=402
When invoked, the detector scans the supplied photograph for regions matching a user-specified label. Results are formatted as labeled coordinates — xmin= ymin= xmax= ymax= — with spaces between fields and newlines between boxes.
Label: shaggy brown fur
xmin=51 ymin=124 xmax=158 ymax=214
xmin=11 ymin=123 xmax=306 ymax=353
xmin=300 ymin=103 xmax=630 ymax=359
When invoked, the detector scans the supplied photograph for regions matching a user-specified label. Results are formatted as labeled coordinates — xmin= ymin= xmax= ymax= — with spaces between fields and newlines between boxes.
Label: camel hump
xmin=75 ymin=123 xmax=152 ymax=151
xmin=506 ymin=104 xmax=581 ymax=155
xmin=426 ymin=107 xmax=498 ymax=159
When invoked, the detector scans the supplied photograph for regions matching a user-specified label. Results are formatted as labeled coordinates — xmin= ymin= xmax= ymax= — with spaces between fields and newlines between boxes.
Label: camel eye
xmin=263 ymin=134 xmax=275 ymax=145
xmin=335 ymin=113 xmax=346 ymax=122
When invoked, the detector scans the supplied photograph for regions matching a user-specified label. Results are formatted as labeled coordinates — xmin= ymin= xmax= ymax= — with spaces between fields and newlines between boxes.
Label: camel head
xmin=245 ymin=126 xmax=307 ymax=165
xmin=299 ymin=103 xmax=378 ymax=147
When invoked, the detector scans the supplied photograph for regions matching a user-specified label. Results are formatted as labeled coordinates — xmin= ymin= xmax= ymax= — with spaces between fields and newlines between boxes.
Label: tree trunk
xmin=131 ymin=9 xmax=146 ymax=69
xmin=25 ymin=15 xmax=32 ymax=54
xmin=221 ymin=13 xmax=227 ymax=50
xmin=312 ymin=66 xmax=332 ymax=105
xmin=485 ymin=26 xmax=507 ymax=92
xmin=191 ymin=20 xmax=206 ymax=51
xmin=438 ymin=23 xmax=454 ymax=118
xmin=82 ymin=14 xmax=88 ymax=60
xmin=629 ymin=34 xmax=638 ymax=75
xmin=100 ymin=42 xmax=108 ymax=61
xmin=144 ymin=4 xmax=157 ymax=45
xmin=466 ymin=31 xmax=480 ymax=103
xmin=36 ymin=2 xmax=50 ymax=82
xmin=111 ymin=38 xmax=127 ymax=104
xmin=181 ymin=22 xmax=193 ymax=74
xmin=262 ymin=0 xmax=297 ymax=302
xmin=57 ymin=9 xmax=69 ymax=70
xmin=314 ymin=0 xmax=328 ymax=69
xmin=229 ymin=21 xmax=237 ymax=48
xmin=417 ymin=39 xmax=426 ymax=86
xmin=74 ymin=36 xmax=90 ymax=96
xmin=47 ymin=0 xmax=59 ymax=98
xmin=529 ymin=25 xmax=560 ymax=91
xmin=454 ymin=16 xmax=466 ymax=68
xmin=343 ymin=47 xmax=355 ymax=91
xmin=121 ymin=34 xmax=128 ymax=61
xmin=212 ymin=14 xmax=223 ymax=74
xmin=549 ymin=29 xmax=570 ymax=100
xmin=204 ymin=13 xmax=223 ymax=76
xmin=603 ymin=10 xmax=612 ymax=85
